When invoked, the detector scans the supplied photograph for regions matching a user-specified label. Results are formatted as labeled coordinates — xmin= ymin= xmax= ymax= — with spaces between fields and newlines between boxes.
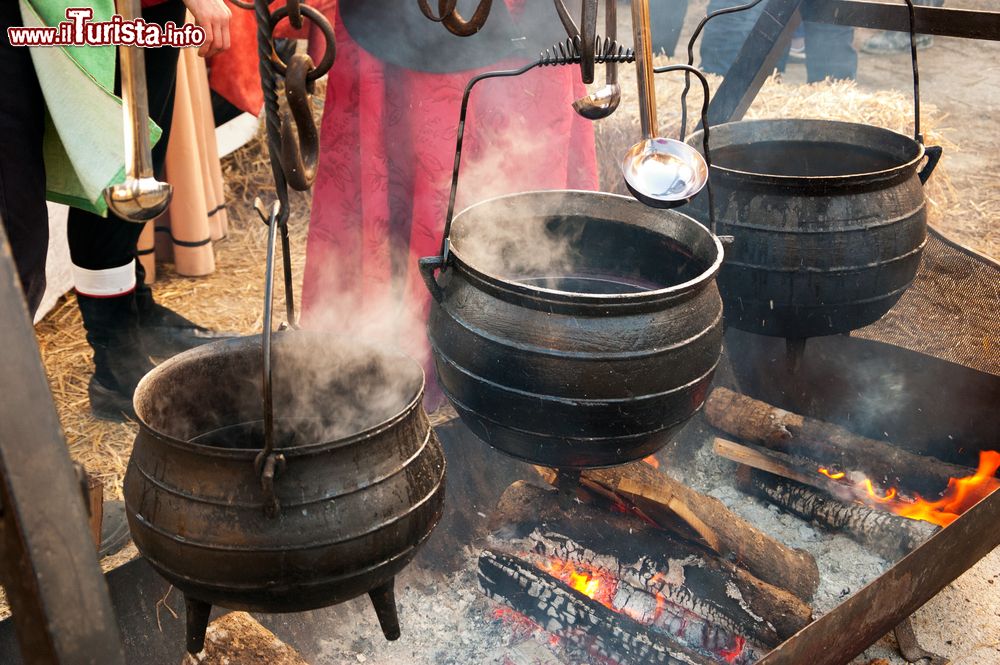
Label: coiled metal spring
xmin=538 ymin=36 xmax=634 ymax=67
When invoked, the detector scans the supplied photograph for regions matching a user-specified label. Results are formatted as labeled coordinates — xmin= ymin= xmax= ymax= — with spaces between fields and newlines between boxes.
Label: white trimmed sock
xmin=73 ymin=259 xmax=137 ymax=297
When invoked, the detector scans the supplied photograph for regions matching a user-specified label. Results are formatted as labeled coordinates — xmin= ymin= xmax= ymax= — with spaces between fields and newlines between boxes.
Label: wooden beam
xmin=802 ymin=1 xmax=1000 ymax=41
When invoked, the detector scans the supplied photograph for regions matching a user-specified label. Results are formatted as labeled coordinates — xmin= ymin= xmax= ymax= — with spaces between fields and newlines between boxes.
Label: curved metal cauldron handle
xmin=256 ymin=198 xmax=288 ymax=519
xmin=677 ymin=0 xmax=941 ymax=185
xmin=433 ymin=39 xmax=635 ymax=266
xmin=652 ymin=63 xmax=717 ymax=235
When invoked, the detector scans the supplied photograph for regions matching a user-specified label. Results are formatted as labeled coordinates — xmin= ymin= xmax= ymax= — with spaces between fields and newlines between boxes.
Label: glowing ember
xmin=720 ymin=636 xmax=747 ymax=664
xmin=643 ymin=455 xmax=660 ymax=469
xmin=816 ymin=450 xmax=1000 ymax=527
xmin=541 ymin=559 xmax=618 ymax=607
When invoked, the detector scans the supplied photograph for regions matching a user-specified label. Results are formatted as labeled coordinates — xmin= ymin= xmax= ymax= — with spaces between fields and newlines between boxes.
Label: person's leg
xmin=699 ymin=0 xmax=766 ymax=76
xmin=804 ymin=21 xmax=857 ymax=82
xmin=863 ymin=0 xmax=942 ymax=55
xmin=68 ymin=0 xmax=186 ymax=420
xmin=0 ymin=1 xmax=49 ymax=317
xmin=651 ymin=0 xmax=690 ymax=58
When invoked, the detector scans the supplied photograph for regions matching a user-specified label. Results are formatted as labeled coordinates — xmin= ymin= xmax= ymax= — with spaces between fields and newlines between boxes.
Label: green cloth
xmin=20 ymin=0 xmax=161 ymax=216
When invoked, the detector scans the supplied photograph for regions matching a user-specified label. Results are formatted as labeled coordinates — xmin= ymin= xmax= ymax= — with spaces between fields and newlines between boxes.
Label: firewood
xmin=738 ymin=469 xmax=938 ymax=561
xmin=479 ymin=549 xmax=719 ymax=665
xmin=705 ymin=387 xmax=977 ymax=496
xmin=489 ymin=481 xmax=813 ymax=648
xmin=535 ymin=462 xmax=820 ymax=602
xmin=713 ymin=437 xmax=842 ymax=493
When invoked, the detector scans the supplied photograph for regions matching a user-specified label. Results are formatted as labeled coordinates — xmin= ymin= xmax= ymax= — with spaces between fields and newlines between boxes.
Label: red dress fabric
xmin=300 ymin=9 xmax=600 ymax=373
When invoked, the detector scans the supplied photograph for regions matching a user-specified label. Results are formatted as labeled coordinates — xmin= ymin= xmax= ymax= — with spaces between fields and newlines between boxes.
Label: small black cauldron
xmin=124 ymin=331 xmax=446 ymax=654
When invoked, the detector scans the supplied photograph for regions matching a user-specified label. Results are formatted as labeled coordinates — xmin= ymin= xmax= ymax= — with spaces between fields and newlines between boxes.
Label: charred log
xmin=479 ymin=549 xmax=720 ymax=665
xmin=739 ymin=470 xmax=938 ymax=561
xmin=488 ymin=481 xmax=813 ymax=648
xmin=704 ymin=387 xmax=977 ymax=496
xmin=536 ymin=462 xmax=820 ymax=602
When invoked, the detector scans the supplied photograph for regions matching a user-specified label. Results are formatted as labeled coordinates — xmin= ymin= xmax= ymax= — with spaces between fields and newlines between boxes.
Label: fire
xmin=816 ymin=450 xmax=1000 ymax=528
xmin=541 ymin=559 xmax=618 ymax=608
xmin=643 ymin=455 xmax=660 ymax=469
xmin=720 ymin=636 xmax=747 ymax=664
xmin=818 ymin=467 xmax=845 ymax=480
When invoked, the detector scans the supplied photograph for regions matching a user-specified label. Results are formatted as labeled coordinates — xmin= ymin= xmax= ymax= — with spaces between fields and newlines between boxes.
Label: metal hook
xmin=279 ymin=53 xmax=319 ymax=191
xmin=440 ymin=0 xmax=493 ymax=36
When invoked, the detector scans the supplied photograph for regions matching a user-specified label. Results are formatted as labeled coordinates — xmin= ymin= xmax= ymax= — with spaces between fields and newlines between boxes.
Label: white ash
xmin=669 ymin=427 xmax=892 ymax=615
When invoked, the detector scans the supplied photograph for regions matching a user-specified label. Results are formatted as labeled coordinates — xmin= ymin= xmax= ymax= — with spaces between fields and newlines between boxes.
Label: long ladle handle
xmin=631 ymin=0 xmax=658 ymax=140
xmin=104 ymin=0 xmax=173 ymax=222
xmin=606 ymin=0 xmax=617 ymax=85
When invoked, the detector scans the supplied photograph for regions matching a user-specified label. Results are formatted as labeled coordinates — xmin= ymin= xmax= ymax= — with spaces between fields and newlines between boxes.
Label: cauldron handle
xmin=438 ymin=42 xmax=635 ymax=262
xmin=418 ymin=256 xmax=446 ymax=303
xmin=653 ymin=63 xmax=717 ymax=235
xmin=256 ymin=197 xmax=287 ymax=519
xmin=919 ymin=145 xmax=943 ymax=185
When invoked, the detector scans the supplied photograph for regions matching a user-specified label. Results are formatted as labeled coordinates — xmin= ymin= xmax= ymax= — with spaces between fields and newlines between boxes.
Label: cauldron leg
xmin=556 ymin=468 xmax=582 ymax=509
xmin=184 ymin=596 xmax=212 ymax=654
xmin=368 ymin=578 xmax=401 ymax=641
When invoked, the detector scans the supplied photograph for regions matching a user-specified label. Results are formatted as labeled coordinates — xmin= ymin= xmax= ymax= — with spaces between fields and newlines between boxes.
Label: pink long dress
xmin=300 ymin=6 xmax=600 ymax=390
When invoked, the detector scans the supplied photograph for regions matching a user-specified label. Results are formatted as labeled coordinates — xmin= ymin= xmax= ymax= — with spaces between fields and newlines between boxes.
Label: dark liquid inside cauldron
xmin=516 ymin=275 xmax=658 ymax=294
xmin=713 ymin=140 xmax=902 ymax=177
xmin=189 ymin=418 xmax=333 ymax=450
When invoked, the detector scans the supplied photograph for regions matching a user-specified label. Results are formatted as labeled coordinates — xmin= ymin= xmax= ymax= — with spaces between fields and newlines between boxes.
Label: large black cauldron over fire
xmin=420 ymin=190 xmax=724 ymax=469
xmin=124 ymin=331 xmax=446 ymax=653
xmin=687 ymin=118 xmax=940 ymax=340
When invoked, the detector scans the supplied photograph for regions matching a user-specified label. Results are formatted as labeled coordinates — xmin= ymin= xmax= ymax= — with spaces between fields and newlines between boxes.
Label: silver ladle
xmin=621 ymin=0 xmax=707 ymax=208
xmin=572 ymin=0 xmax=620 ymax=120
xmin=103 ymin=0 xmax=172 ymax=222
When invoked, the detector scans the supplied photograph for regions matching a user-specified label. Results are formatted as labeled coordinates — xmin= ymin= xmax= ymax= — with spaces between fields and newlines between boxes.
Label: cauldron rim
xmin=132 ymin=332 xmax=426 ymax=459
xmin=686 ymin=118 xmax=926 ymax=187
xmin=447 ymin=189 xmax=724 ymax=307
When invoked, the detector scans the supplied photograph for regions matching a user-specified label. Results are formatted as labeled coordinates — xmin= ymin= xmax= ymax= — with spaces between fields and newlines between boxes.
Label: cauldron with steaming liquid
xmin=420 ymin=190 xmax=724 ymax=469
xmin=124 ymin=331 xmax=446 ymax=653
xmin=686 ymin=119 xmax=941 ymax=339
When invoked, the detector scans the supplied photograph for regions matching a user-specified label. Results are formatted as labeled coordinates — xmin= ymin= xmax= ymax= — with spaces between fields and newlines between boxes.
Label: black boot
xmin=134 ymin=261 xmax=234 ymax=359
xmin=77 ymin=292 xmax=155 ymax=422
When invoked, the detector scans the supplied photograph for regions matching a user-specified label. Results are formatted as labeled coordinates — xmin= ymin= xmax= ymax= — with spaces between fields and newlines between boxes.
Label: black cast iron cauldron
xmin=419 ymin=190 xmax=724 ymax=469
xmin=124 ymin=331 xmax=446 ymax=653
xmin=685 ymin=119 xmax=941 ymax=340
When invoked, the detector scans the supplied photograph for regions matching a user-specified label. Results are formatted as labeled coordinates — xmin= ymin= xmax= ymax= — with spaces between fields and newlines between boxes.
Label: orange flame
xmin=541 ymin=559 xmax=619 ymax=608
xmin=643 ymin=455 xmax=660 ymax=469
xmin=816 ymin=450 xmax=1000 ymax=528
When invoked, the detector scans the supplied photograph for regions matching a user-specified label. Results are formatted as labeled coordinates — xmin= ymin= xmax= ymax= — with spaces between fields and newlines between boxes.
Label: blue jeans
xmin=700 ymin=0 xmax=857 ymax=83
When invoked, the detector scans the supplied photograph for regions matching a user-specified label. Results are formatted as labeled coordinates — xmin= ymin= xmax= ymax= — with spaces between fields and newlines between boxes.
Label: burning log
xmin=480 ymin=549 xmax=724 ymax=665
xmin=488 ymin=481 xmax=813 ymax=649
xmin=738 ymin=469 xmax=938 ymax=561
xmin=704 ymin=387 xmax=978 ymax=495
xmin=535 ymin=462 xmax=820 ymax=602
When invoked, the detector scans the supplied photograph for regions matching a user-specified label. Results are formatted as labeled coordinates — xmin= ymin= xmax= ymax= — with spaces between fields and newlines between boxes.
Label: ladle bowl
xmin=572 ymin=82 xmax=622 ymax=119
xmin=622 ymin=137 xmax=708 ymax=209
xmin=104 ymin=177 xmax=173 ymax=222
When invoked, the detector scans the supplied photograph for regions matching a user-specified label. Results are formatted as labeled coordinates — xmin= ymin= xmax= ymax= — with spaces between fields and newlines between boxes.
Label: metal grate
xmin=855 ymin=228 xmax=1000 ymax=376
